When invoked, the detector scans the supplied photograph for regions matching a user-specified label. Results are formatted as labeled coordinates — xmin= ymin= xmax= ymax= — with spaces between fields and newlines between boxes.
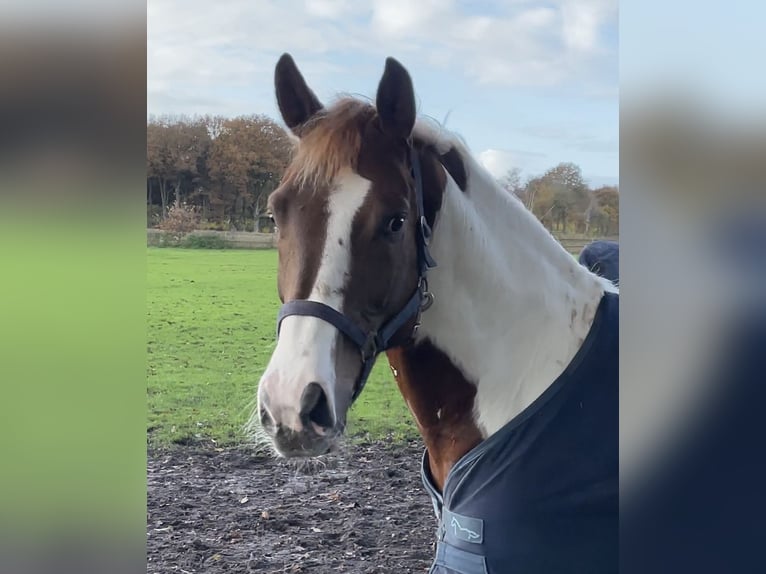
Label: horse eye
xmin=266 ymin=211 xmax=279 ymax=233
xmin=386 ymin=215 xmax=406 ymax=234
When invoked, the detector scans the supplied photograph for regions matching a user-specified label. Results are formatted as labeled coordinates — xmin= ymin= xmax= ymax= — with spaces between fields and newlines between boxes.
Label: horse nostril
xmin=299 ymin=382 xmax=335 ymax=430
xmin=259 ymin=405 xmax=274 ymax=428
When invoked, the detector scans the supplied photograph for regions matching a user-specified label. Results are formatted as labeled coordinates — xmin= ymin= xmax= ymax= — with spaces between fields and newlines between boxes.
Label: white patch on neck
xmin=413 ymin=125 xmax=607 ymax=438
xmin=259 ymin=171 xmax=370 ymax=429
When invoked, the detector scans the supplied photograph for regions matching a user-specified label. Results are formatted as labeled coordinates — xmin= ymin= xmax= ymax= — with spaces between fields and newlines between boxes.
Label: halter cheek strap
xmin=276 ymin=146 xmax=437 ymax=402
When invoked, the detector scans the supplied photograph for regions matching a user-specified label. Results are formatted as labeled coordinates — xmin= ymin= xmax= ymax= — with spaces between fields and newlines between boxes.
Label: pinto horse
xmin=255 ymin=54 xmax=619 ymax=574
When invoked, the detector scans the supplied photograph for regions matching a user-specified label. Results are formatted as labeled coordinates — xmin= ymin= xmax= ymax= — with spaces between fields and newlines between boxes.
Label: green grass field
xmin=147 ymin=248 xmax=416 ymax=447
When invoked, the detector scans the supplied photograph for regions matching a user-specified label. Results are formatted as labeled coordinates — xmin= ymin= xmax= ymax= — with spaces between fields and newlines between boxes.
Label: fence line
xmin=147 ymin=228 xmax=617 ymax=253
xmin=147 ymin=228 xmax=276 ymax=249
xmin=552 ymin=233 xmax=619 ymax=254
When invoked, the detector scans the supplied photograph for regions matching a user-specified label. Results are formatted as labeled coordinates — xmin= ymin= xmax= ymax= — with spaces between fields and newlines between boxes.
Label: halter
xmin=276 ymin=146 xmax=437 ymax=402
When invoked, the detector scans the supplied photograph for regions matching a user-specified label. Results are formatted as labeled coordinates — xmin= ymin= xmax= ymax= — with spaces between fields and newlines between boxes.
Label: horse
xmin=579 ymin=240 xmax=619 ymax=285
xmin=254 ymin=53 xmax=619 ymax=574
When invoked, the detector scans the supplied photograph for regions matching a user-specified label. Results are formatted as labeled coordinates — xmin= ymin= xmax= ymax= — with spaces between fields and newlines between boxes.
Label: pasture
xmin=147 ymin=248 xmax=434 ymax=573
xmin=147 ymin=247 xmax=416 ymax=448
xmin=146 ymin=244 xmax=601 ymax=573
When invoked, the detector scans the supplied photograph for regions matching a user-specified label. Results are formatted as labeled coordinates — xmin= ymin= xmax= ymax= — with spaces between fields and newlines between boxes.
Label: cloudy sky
xmin=148 ymin=0 xmax=618 ymax=187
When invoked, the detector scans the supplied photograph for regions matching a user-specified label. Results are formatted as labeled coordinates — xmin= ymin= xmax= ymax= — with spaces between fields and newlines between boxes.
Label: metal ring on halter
xmin=360 ymin=332 xmax=380 ymax=362
xmin=421 ymin=291 xmax=435 ymax=312
xmin=418 ymin=277 xmax=435 ymax=311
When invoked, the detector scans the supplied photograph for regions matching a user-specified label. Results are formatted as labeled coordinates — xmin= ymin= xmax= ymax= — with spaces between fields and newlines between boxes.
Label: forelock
xmin=284 ymin=98 xmax=376 ymax=192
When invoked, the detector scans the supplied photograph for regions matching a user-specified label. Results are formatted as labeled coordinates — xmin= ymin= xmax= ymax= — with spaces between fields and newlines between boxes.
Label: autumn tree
xmin=205 ymin=115 xmax=292 ymax=227
xmin=146 ymin=114 xmax=292 ymax=229
xmin=591 ymin=186 xmax=619 ymax=235
xmin=509 ymin=163 xmax=618 ymax=235
xmin=146 ymin=121 xmax=175 ymax=218
xmin=146 ymin=115 xmax=210 ymax=219
xmin=518 ymin=163 xmax=590 ymax=232
xmin=146 ymin=116 xmax=620 ymax=236
xmin=546 ymin=163 xmax=590 ymax=232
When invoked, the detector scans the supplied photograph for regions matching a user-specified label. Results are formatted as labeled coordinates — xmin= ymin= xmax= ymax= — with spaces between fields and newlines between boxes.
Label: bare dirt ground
xmin=147 ymin=439 xmax=436 ymax=573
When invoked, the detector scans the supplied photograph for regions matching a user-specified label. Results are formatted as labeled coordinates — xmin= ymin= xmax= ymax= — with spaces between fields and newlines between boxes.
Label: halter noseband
xmin=276 ymin=146 xmax=437 ymax=402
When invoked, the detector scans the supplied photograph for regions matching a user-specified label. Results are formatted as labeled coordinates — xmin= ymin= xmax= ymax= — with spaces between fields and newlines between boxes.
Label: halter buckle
xmin=421 ymin=291 xmax=435 ymax=312
xmin=418 ymin=277 xmax=435 ymax=312
xmin=420 ymin=215 xmax=432 ymax=245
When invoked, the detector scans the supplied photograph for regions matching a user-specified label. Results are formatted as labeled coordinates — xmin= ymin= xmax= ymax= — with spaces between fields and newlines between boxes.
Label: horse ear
xmin=274 ymin=53 xmax=323 ymax=135
xmin=375 ymin=57 xmax=416 ymax=141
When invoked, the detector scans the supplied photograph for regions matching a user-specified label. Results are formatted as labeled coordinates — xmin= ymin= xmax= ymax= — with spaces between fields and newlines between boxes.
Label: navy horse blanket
xmin=422 ymin=292 xmax=619 ymax=574
xmin=579 ymin=241 xmax=619 ymax=285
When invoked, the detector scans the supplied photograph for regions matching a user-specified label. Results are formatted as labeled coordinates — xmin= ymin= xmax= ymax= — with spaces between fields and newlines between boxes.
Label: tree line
xmin=147 ymin=114 xmax=292 ymax=231
xmin=147 ymin=116 xmax=618 ymax=235
xmin=499 ymin=164 xmax=619 ymax=236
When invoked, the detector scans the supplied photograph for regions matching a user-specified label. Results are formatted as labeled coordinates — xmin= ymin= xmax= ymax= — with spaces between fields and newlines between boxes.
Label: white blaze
xmin=258 ymin=171 xmax=371 ymax=431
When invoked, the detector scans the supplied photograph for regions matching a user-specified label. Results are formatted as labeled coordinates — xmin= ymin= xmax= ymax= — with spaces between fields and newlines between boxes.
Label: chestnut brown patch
xmin=386 ymin=342 xmax=483 ymax=492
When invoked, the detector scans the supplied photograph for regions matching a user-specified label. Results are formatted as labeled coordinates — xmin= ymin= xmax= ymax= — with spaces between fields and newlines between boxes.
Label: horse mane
xmin=413 ymin=116 xmax=468 ymax=156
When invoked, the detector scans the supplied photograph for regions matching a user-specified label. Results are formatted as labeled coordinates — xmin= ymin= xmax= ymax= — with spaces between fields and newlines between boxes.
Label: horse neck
xmin=388 ymin=150 xmax=610 ymax=489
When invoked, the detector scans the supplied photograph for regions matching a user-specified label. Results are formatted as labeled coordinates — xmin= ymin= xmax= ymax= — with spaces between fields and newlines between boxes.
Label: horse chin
xmin=274 ymin=443 xmax=334 ymax=459
xmin=271 ymin=424 xmax=344 ymax=459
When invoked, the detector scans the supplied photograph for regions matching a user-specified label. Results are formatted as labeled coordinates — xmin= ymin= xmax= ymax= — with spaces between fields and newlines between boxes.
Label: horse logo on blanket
xmin=451 ymin=516 xmax=481 ymax=542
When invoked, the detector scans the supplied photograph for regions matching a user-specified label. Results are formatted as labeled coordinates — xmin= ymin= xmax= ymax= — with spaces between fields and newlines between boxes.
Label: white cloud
xmin=371 ymin=0 xmax=448 ymax=37
xmin=304 ymin=0 xmax=357 ymax=19
xmin=147 ymin=0 xmax=618 ymax=117
xmin=478 ymin=149 xmax=517 ymax=179
xmin=477 ymin=148 xmax=549 ymax=180
xmin=366 ymin=3 xmax=571 ymax=87
xmin=365 ymin=0 xmax=616 ymax=88
xmin=478 ymin=148 xmax=618 ymax=185
xmin=561 ymin=0 xmax=618 ymax=53
xmin=147 ymin=0 xmax=369 ymax=116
